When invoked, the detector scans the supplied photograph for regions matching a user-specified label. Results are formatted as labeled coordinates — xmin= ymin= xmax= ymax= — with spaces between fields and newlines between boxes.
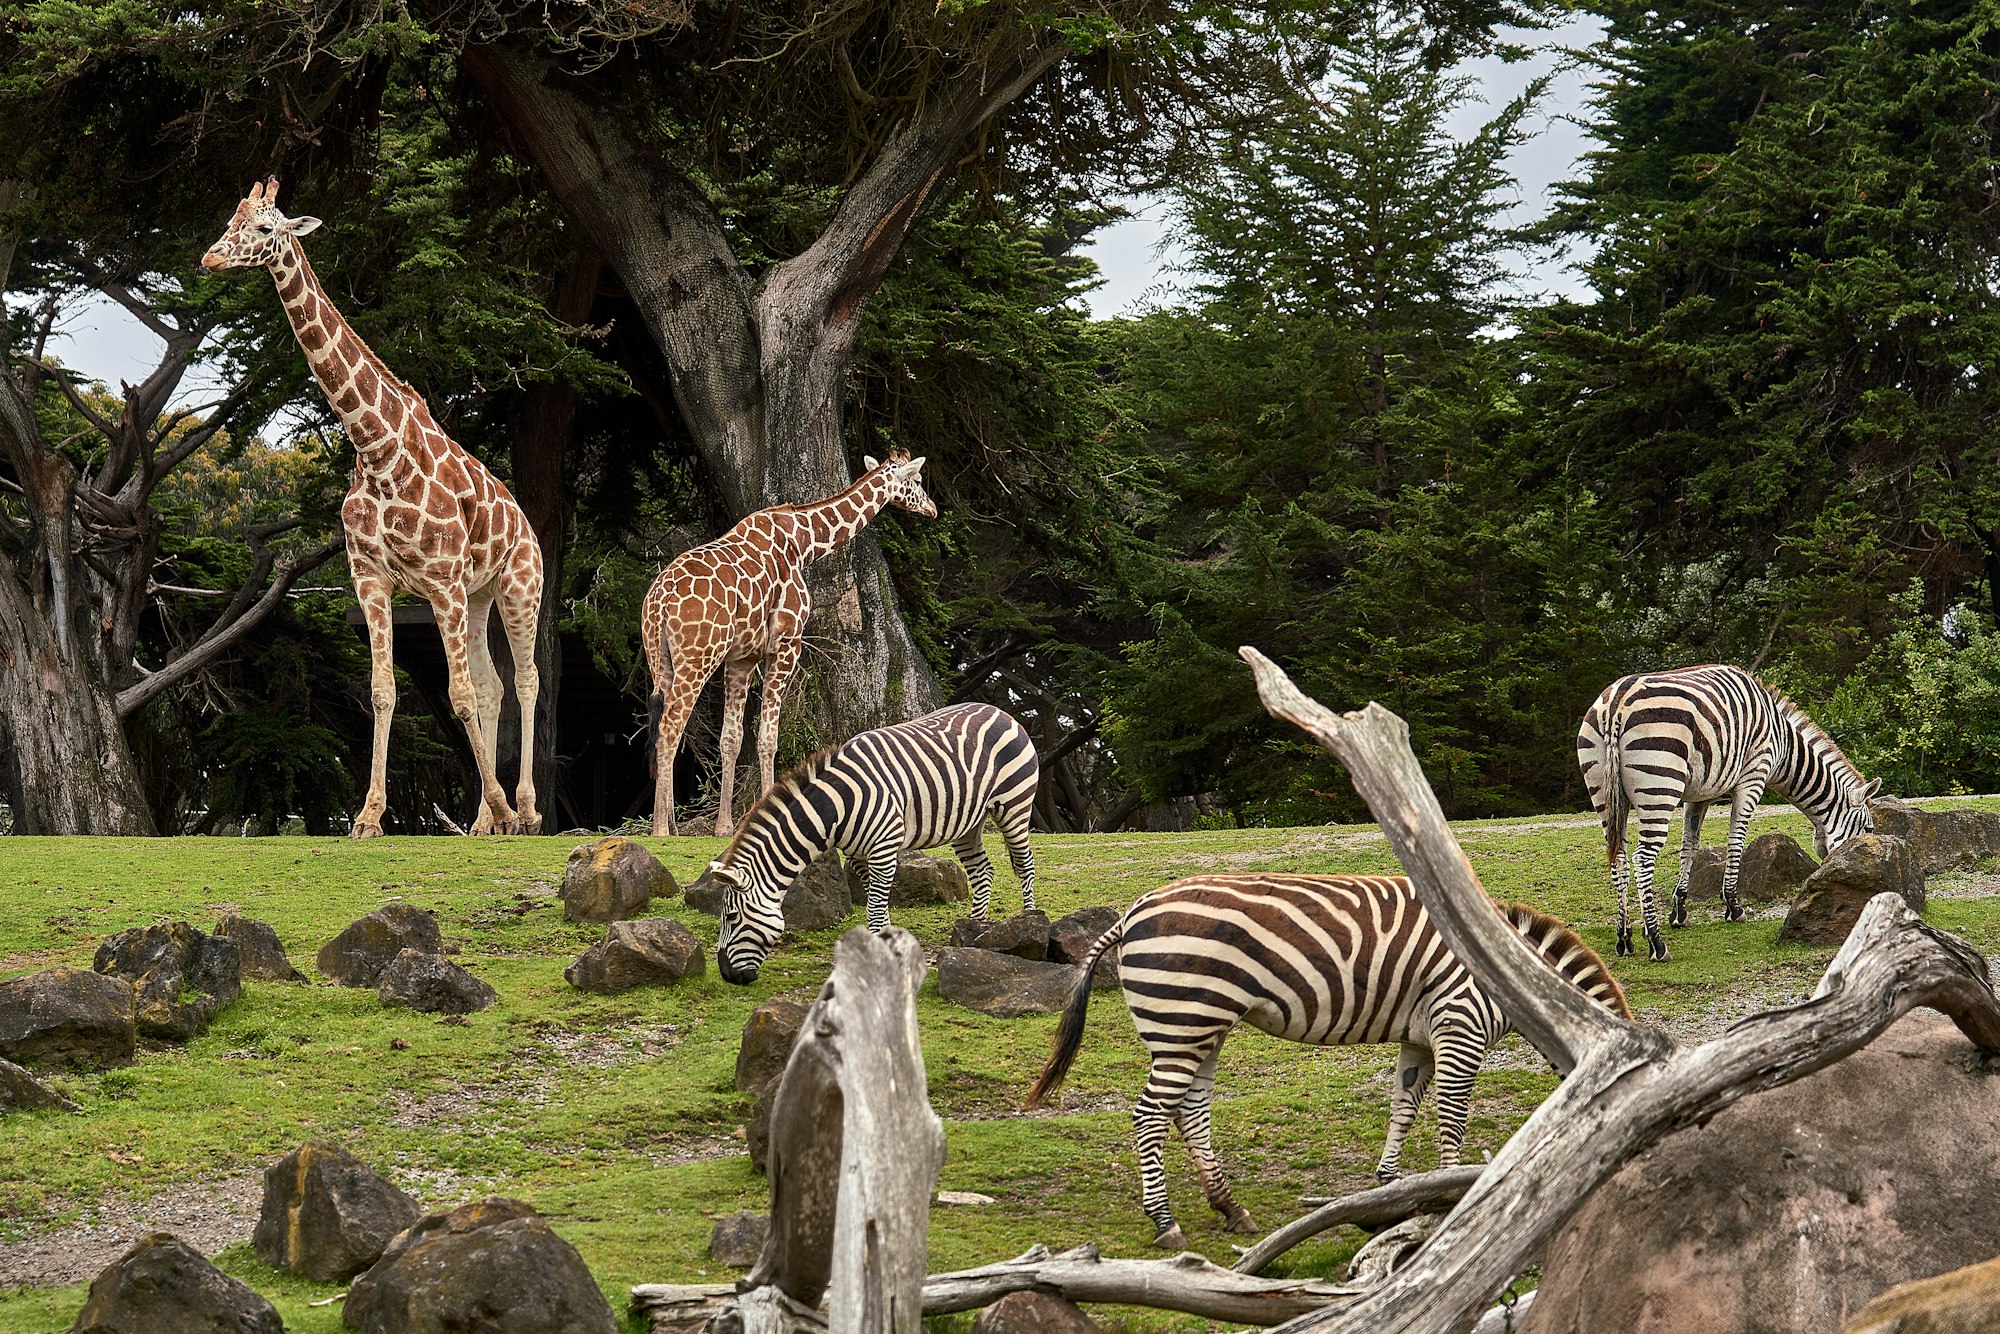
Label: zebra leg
xmin=1612 ymin=853 xmax=1635 ymax=958
xmin=951 ymin=829 xmax=996 ymax=921
xmin=1720 ymin=779 xmax=1767 ymax=924
xmin=1133 ymin=1031 xmax=1224 ymax=1250
xmin=1176 ymin=1042 xmax=1254 ymax=1234
xmin=1376 ymin=1041 xmax=1434 ymax=1183
xmin=995 ymin=797 xmax=1038 ymax=914
xmin=1670 ymin=800 xmax=1709 ymax=929
xmin=861 ymin=845 xmax=897 ymax=935
xmin=1631 ymin=810 xmax=1674 ymax=962
xmin=1429 ymin=1028 xmax=1487 ymax=1169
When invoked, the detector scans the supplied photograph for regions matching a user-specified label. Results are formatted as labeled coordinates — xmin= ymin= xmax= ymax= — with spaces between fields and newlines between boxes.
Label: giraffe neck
xmin=795 ymin=471 xmax=893 ymax=561
xmin=265 ymin=240 xmax=424 ymax=479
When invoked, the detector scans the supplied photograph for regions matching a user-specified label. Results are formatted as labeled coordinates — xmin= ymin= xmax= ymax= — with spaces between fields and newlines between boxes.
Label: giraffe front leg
xmin=499 ymin=561 xmax=543 ymax=835
xmin=433 ymin=587 xmax=514 ymax=834
xmin=748 ymin=639 xmax=803 ymax=830
xmin=352 ymin=575 xmax=397 ymax=839
xmin=464 ymin=594 xmax=514 ymax=835
xmin=712 ymin=659 xmax=755 ymax=841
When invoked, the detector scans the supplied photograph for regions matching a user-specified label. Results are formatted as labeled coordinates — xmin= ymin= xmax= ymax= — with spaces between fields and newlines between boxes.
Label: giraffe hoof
xmin=1223 ymin=1207 xmax=1257 ymax=1234
xmin=349 ymin=823 xmax=383 ymax=840
xmin=514 ymin=813 xmax=543 ymax=836
xmin=1152 ymin=1225 xmax=1188 ymax=1251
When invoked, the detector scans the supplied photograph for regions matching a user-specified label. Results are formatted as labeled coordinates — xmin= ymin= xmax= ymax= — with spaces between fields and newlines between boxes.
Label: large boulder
xmin=783 ymin=852 xmax=853 ymax=931
xmin=377 ymin=950 xmax=496 ymax=1015
xmin=342 ymin=1197 xmax=617 ymax=1334
xmin=0 ymin=1056 xmax=79 ymax=1113
xmin=0 ymin=967 xmax=136 ymax=1068
xmin=559 ymin=837 xmax=677 ymax=923
xmin=735 ymin=999 xmax=809 ymax=1094
xmin=563 ymin=919 xmax=705 ymax=994
xmin=252 ymin=1142 xmax=422 ymax=1282
xmin=1778 ymin=835 xmax=1925 ymax=946
xmin=947 ymin=910 xmax=1051 ymax=961
xmin=1868 ymin=797 xmax=2000 ymax=874
xmin=936 ymin=948 xmax=1079 ymax=1018
xmin=93 ymin=922 xmax=242 ymax=1041
xmin=843 ymin=851 xmax=970 ymax=909
xmin=68 ymin=1232 xmax=283 ymax=1334
xmin=707 ymin=1211 xmax=769 ymax=1268
xmin=972 ymin=1291 xmax=1100 ymax=1333
xmin=1520 ymin=1011 xmax=2000 ymax=1334
xmin=317 ymin=904 xmax=443 ymax=987
xmin=1843 ymin=1253 xmax=2000 ymax=1334
xmin=214 ymin=915 xmax=306 ymax=983
xmin=1047 ymin=907 xmax=1124 ymax=989
xmin=1682 ymin=833 xmax=1818 ymax=908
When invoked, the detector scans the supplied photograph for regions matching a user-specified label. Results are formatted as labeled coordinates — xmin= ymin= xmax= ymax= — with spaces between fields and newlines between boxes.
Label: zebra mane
xmin=1766 ymin=686 xmax=1865 ymax=789
xmin=718 ymin=744 xmax=842 ymax=865
xmin=1499 ymin=902 xmax=1632 ymax=1020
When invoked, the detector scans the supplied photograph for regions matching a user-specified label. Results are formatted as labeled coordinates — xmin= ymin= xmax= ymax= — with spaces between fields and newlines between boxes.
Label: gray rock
xmin=973 ymin=1291 xmax=1100 ymax=1333
xmin=342 ymin=1197 xmax=617 ymax=1334
xmin=376 ymin=950 xmax=496 ymax=1015
xmin=1778 ymin=834 xmax=1924 ymax=946
xmin=563 ymin=919 xmax=705 ymax=994
xmin=214 ymin=915 xmax=305 ymax=983
xmin=936 ymin=947 xmax=1080 ymax=1017
xmin=1521 ymin=1011 xmax=2000 ymax=1334
xmin=1048 ymin=907 xmax=1123 ymax=989
xmin=67 ymin=1232 xmax=282 ymax=1334
xmin=747 ymin=1076 xmax=780 ymax=1175
xmin=94 ymin=922 xmax=242 ymax=1041
xmin=560 ymin=837 xmax=677 ymax=923
xmin=783 ymin=851 xmax=854 ymax=931
xmin=252 ymin=1141 xmax=422 ymax=1282
xmin=0 ymin=967 xmax=136 ymax=1069
xmin=317 ymin=903 xmax=442 ymax=987
xmin=843 ymin=851 xmax=971 ymax=908
xmin=947 ymin=910 xmax=1051 ymax=961
xmin=735 ymin=1000 xmax=809 ymax=1094
xmin=0 ymin=1056 xmax=78 ymax=1113
xmin=1682 ymin=834 xmax=1817 ymax=908
xmin=707 ymin=1211 xmax=769 ymax=1268
xmin=1868 ymin=798 xmax=2000 ymax=875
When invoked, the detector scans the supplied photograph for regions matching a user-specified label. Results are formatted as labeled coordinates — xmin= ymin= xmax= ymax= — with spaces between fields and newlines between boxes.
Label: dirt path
xmin=0 ymin=1170 xmax=264 ymax=1289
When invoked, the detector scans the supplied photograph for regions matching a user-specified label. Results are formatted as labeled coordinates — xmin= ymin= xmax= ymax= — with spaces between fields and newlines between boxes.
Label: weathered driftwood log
xmin=1233 ymin=1166 xmax=1484 ymax=1277
xmin=1236 ymin=646 xmax=2000 ymax=1334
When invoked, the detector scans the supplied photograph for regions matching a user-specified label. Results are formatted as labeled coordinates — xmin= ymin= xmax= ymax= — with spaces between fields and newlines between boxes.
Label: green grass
xmin=3 ymin=802 xmax=1998 ymax=1333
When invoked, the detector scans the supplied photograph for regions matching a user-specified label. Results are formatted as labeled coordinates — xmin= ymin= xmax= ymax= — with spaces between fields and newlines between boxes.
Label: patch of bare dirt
xmin=0 ymin=1169 xmax=262 ymax=1289
xmin=390 ymin=1021 xmax=686 ymax=1129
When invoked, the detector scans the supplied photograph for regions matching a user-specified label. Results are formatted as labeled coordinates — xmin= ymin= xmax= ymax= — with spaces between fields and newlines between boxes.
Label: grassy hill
xmin=3 ymin=803 xmax=1997 ymax=1333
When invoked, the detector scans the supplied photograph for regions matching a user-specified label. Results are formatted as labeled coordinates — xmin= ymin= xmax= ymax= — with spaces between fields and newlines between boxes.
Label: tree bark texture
xmin=1233 ymin=1166 xmax=1484 ymax=1277
xmin=1236 ymin=646 xmax=2000 ymax=1334
xmin=462 ymin=42 xmax=1062 ymax=746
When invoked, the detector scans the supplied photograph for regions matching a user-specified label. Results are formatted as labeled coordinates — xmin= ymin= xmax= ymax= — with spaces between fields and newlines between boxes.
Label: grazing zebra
xmin=691 ymin=702 xmax=1039 ymax=984
xmin=1577 ymin=664 xmax=1879 ymax=962
xmin=1025 ymin=873 xmax=1627 ymax=1249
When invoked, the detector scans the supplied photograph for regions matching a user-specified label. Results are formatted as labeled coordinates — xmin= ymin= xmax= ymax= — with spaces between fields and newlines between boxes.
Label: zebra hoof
xmin=1222 ymin=1206 xmax=1257 ymax=1234
xmin=1723 ymin=904 xmax=1746 ymax=924
xmin=1374 ymin=1166 xmax=1402 ymax=1185
xmin=1153 ymin=1224 xmax=1188 ymax=1251
xmin=1615 ymin=929 xmax=1635 ymax=957
xmin=1647 ymin=937 xmax=1671 ymax=963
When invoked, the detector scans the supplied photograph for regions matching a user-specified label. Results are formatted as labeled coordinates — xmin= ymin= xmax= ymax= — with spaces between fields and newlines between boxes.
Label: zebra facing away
xmin=1577 ymin=664 xmax=1880 ymax=963
xmin=1025 ymin=873 xmax=1628 ymax=1249
xmin=690 ymin=702 xmax=1039 ymax=984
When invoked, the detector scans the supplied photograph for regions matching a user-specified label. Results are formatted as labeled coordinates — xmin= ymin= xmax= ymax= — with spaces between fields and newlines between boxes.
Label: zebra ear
xmin=1861 ymin=777 xmax=1883 ymax=800
xmin=708 ymin=861 xmax=741 ymax=888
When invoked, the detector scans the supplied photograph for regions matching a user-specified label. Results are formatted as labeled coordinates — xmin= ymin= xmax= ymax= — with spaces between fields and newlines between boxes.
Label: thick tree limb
xmin=1233 ymin=1166 xmax=1485 ymax=1277
xmin=1236 ymin=646 xmax=2000 ymax=1334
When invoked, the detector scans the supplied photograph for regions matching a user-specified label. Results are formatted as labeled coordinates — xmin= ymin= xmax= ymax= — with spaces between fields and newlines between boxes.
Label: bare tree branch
xmin=1233 ymin=1166 xmax=1485 ymax=1277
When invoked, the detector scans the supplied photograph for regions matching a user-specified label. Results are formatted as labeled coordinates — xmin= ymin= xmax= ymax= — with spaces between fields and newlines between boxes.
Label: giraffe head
xmin=863 ymin=450 xmax=936 ymax=518
xmin=200 ymin=178 xmax=322 ymax=272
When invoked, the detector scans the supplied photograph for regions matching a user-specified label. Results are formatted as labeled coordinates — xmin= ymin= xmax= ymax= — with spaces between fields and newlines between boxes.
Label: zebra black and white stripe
xmin=695 ymin=702 xmax=1039 ymax=984
xmin=1576 ymin=663 xmax=1879 ymax=962
xmin=1025 ymin=873 xmax=1628 ymax=1249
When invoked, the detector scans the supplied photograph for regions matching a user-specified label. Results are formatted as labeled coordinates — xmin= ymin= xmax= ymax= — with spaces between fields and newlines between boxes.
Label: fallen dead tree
xmin=634 ymin=649 xmax=2000 ymax=1334
xmin=1232 ymin=1165 xmax=1484 ymax=1277
xmin=1235 ymin=646 xmax=2000 ymax=1334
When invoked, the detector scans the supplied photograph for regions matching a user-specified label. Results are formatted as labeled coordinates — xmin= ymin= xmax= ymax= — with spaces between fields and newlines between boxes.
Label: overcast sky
xmin=45 ymin=14 xmax=1605 ymax=400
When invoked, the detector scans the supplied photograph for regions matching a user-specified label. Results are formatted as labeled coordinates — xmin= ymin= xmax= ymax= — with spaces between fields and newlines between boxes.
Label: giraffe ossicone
xmin=203 ymin=177 xmax=546 ymax=838
xmin=642 ymin=451 xmax=937 ymax=838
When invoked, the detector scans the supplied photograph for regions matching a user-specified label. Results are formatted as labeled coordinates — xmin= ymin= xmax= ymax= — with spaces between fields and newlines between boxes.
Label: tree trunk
xmin=0 ymin=561 xmax=153 ymax=835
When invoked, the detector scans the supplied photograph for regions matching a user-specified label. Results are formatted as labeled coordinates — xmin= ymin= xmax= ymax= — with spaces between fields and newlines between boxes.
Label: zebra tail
xmin=1025 ymin=919 xmax=1124 ymax=1109
xmin=1603 ymin=717 xmax=1629 ymax=865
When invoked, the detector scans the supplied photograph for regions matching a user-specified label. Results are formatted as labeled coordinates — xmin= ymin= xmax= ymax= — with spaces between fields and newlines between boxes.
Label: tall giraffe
xmin=643 ymin=452 xmax=936 ymax=837
xmin=201 ymin=178 xmax=544 ymax=837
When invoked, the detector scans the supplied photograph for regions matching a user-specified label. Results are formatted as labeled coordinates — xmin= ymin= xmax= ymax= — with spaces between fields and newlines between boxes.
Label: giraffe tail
xmin=1026 ymin=917 xmax=1124 ymax=1108
xmin=646 ymin=689 xmax=665 ymax=780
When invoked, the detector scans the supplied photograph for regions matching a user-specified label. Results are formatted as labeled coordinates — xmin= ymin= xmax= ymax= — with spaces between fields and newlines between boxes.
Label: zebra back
xmin=1497 ymin=901 xmax=1630 ymax=1019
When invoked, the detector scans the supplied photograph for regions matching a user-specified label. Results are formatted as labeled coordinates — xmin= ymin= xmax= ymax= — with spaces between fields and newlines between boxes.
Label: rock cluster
xmin=936 ymin=906 xmax=1123 ymax=1014
xmin=565 ymin=918 xmax=706 ymax=994
xmin=560 ymin=836 xmax=677 ymax=922
xmin=972 ymin=1290 xmax=1100 ymax=1333
xmin=1868 ymin=797 xmax=2000 ymax=874
xmin=93 ymin=921 xmax=242 ymax=1042
xmin=317 ymin=904 xmax=443 ymax=987
xmin=0 ymin=967 xmax=137 ymax=1068
xmin=252 ymin=1141 xmax=422 ymax=1282
xmin=1047 ymin=905 xmax=1123 ymax=988
xmin=947 ymin=909 xmax=1050 ymax=959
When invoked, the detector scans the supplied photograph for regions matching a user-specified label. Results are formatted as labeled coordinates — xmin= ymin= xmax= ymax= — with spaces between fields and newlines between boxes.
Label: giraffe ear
xmin=282 ymin=216 xmax=323 ymax=237
xmin=909 ymin=455 xmax=927 ymax=471
xmin=863 ymin=455 xmax=880 ymax=472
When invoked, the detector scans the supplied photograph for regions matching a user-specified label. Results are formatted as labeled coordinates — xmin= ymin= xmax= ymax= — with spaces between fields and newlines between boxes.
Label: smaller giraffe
xmin=202 ymin=178 xmax=545 ymax=837
xmin=642 ymin=452 xmax=936 ymax=838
